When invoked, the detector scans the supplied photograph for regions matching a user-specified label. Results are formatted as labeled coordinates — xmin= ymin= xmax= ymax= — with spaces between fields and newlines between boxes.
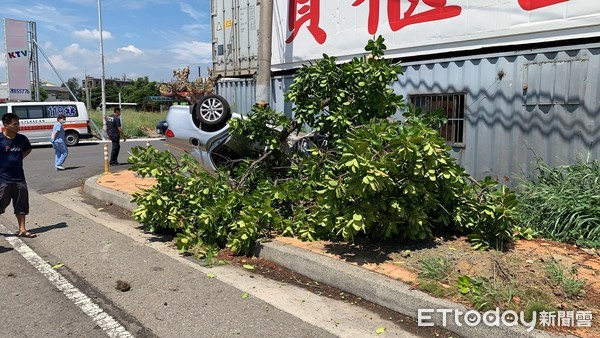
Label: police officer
xmin=106 ymin=107 xmax=126 ymax=166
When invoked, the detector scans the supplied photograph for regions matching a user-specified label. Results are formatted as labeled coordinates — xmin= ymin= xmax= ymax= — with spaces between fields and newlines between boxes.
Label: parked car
xmin=164 ymin=95 xmax=249 ymax=174
xmin=156 ymin=120 xmax=168 ymax=134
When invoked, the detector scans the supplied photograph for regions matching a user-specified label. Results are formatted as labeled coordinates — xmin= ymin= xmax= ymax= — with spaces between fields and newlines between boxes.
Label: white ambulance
xmin=0 ymin=101 xmax=94 ymax=146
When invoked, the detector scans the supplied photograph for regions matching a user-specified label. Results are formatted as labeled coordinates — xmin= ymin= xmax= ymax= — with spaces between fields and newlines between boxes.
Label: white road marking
xmin=0 ymin=223 xmax=134 ymax=338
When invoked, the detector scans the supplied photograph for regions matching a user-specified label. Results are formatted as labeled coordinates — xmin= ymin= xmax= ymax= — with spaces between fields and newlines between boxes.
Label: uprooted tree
xmin=129 ymin=36 xmax=520 ymax=259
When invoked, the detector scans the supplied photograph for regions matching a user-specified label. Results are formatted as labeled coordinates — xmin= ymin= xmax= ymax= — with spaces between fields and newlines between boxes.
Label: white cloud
xmin=74 ymin=29 xmax=113 ymax=40
xmin=178 ymin=2 xmax=207 ymax=21
xmin=118 ymin=45 xmax=144 ymax=55
xmin=169 ymin=40 xmax=212 ymax=64
xmin=181 ymin=23 xmax=211 ymax=37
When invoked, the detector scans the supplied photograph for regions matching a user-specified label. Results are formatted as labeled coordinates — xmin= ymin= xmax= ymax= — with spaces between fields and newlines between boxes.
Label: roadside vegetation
xmin=126 ymin=36 xmax=599 ymax=335
xmin=128 ymin=36 xmax=521 ymax=257
xmin=89 ymin=108 xmax=166 ymax=139
xmin=517 ymin=156 xmax=600 ymax=248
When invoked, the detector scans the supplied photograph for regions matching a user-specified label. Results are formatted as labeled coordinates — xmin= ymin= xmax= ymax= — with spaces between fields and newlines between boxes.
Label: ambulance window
xmin=26 ymin=106 xmax=44 ymax=119
xmin=12 ymin=106 xmax=28 ymax=119
xmin=0 ymin=106 xmax=7 ymax=115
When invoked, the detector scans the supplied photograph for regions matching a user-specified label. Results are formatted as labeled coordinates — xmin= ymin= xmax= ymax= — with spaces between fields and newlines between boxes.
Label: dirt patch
xmin=274 ymin=236 xmax=599 ymax=338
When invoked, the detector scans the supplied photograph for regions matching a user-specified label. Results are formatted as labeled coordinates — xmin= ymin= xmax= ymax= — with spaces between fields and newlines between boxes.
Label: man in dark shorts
xmin=0 ymin=113 xmax=36 ymax=238
xmin=106 ymin=107 xmax=126 ymax=166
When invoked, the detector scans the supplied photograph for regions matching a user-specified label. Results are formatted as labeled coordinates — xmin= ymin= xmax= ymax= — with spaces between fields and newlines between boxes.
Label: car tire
xmin=195 ymin=94 xmax=231 ymax=127
xmin=65 ymin=131 xmax=79 ymax=146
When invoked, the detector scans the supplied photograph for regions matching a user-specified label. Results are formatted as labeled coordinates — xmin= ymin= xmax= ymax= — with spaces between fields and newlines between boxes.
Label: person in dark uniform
xmin=106 ymin=107 xmax=126 ymax=166
xmin=0 ymin=113 xmax=36 ymax=238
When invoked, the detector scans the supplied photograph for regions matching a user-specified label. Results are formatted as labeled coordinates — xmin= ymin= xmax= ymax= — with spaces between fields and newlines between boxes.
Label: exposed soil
xmin=272 ymin=236 xmax=599 ymax=338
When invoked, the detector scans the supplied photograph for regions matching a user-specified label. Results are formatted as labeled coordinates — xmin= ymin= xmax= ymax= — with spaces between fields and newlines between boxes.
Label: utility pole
xmin=256 ymin=0 xmax=273 ymax=106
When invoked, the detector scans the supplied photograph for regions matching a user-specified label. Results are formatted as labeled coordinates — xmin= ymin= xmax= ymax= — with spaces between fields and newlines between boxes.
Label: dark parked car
xmin=156 ymin=120 xmax=168 ymax=134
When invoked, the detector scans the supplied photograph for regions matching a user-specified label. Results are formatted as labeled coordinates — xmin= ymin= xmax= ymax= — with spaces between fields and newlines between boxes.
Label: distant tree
xmin=30 ymin=85 xmax=48 ymax=101
xmin=90 ymin=83 xmax=120 ymax=109
xmin=39 ymin=87 xmax=48 ymax=102
xmin=121 ymin=77 xmax=160 ymax=109
xmin=62 ymin=77 xmax=82 ymax=101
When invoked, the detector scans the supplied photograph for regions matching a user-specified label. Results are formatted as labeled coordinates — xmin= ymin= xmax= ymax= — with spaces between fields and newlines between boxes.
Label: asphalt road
xmin=1 ymin=137 xmax=425 ymax=337
xmin=24 ymin=138 xmax=169 ymax=194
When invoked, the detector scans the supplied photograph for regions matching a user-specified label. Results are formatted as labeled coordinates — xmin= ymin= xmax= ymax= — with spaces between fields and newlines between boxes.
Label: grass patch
xmin=89 ymin=107 xmax=168 ymax=138
xmin=517 ymin=157 xmax=600 ymax=248
xmin=417 ymin=256 xmax=454 ymax=282
xmin=544 ymin=258 xmax=586 ymax=298
xmin=417 ymin=278 xmax=454 ymax=298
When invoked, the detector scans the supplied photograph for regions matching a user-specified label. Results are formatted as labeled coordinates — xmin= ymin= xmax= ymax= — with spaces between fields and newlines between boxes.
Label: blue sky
xmin=1 ymin=0 xmax=213 ymax=85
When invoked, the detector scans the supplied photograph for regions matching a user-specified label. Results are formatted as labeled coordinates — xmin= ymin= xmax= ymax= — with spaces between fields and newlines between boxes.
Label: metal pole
xmin=98 ymin=0 xmax=107 ymax=139
xmin=256 ymin=0 xmax=273 ymax=106
xmin=31 ymin=39 xmax=78 ymax=101
xmin=29 ymin=22 xmax=40 ymax=101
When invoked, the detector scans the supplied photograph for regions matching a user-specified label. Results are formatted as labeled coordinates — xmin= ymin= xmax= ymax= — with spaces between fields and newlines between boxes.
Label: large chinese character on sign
xmin=286 ymin=0 xmax=327 ymax=44
xmin=518 ymin=0 xmax=569 ymax=11
xmin=352 ymin=0 xmax=462 ymax=35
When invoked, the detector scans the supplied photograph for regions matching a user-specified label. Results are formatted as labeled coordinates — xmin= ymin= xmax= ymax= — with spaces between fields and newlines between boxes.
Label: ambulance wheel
xmin=65 ymin=132 xmax=80 ymax=146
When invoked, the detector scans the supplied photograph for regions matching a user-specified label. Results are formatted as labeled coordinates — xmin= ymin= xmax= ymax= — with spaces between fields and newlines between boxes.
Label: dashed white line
xmin=1 ymin=223 xmax=134 ymax=338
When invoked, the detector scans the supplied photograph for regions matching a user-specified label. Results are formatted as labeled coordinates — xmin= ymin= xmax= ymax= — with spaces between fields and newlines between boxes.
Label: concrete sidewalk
xmin=83 ymin=170 xmax=566 ymax=338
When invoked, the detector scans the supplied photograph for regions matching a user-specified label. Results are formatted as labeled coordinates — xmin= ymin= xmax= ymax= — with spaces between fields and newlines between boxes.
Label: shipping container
xmin=211 ymin=0 xmax=259 ymax=77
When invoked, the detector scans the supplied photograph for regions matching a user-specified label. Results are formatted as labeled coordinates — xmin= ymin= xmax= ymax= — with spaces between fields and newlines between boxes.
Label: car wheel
xmin=195 ymin=94 xmax=231 ymax=127
xmin=65 ymin=132 xmax=79 ymax=146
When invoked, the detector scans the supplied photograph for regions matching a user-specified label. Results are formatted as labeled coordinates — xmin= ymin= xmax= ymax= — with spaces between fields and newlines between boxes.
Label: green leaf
xmin=206 ymin=273 xmax=217 ymax=278
xmin=52 ymin=263 xmax=64 ymax=269
xmin=243 ymin=264 xmax=255 ymax=270
xmin=375 ymin=327 xmax=385 ymax=334
xmin=242 ymin=292 xmax=250 ymax=299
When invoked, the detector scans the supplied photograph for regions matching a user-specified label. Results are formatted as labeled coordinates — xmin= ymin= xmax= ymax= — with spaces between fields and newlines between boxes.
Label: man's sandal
xmin=17 ymin=231 xmax=37 ymax=238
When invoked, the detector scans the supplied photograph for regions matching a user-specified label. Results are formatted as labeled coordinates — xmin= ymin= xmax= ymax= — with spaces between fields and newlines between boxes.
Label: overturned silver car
xmin=164 ymin=95 xmax=250 ymax=174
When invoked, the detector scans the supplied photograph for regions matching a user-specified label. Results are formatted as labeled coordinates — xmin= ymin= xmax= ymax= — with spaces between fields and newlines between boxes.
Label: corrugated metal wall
xmin=216 ymin=76 xmax=294 ymax=118
xmin=396 ymin=43 xmax=600 ymax=183
xmin=216 ymin=43 xmax=600 ymax=182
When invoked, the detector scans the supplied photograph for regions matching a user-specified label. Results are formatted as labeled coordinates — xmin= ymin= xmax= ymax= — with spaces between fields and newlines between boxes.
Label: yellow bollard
xmin=104 ymin=144 xmax=109 ymax=173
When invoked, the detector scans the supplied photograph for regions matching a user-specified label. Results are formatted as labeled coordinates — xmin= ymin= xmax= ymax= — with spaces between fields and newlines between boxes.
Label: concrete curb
xmin=83 ymin=175 xmax=571 ymax=338
xmin=83 ymin=175 xmax=137 ymax=211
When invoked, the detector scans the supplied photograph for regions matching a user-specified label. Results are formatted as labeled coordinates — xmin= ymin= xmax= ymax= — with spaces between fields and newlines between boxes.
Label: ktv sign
xmin=4 ymin=18 xmax=31 ymax=101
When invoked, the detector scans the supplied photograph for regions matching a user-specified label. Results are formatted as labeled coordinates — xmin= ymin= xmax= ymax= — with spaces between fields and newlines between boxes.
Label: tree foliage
xmin=129 ymin=36 xmax=520 ymax=259
xmin=121 ymin=77 xmax=160 ymax=107
xmin=62 ymin=77 xmax=82 ymax=101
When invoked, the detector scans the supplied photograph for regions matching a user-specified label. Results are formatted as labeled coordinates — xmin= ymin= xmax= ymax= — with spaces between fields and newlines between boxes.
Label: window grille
xmin=409 ymin=93 xmax=466 ymax=146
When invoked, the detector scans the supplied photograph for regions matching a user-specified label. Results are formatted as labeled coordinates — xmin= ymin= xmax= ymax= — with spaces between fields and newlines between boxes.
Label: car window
xmin=27 ymin=106 xmax=44 ymax=118
xmin=12 ymin=106 xmax=28 ymax=119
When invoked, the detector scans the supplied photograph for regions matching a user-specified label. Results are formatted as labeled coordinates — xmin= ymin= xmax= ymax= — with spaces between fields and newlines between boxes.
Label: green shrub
xmin=456 ymin=177 xmax=520 ymax=250
xmin=127 ymin=36 xmax=521 ymax=257
xmin=517 ymin=157 xmax=600 ymax=248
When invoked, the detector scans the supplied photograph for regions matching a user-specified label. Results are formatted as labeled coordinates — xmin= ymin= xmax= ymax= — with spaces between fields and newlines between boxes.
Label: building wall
xmin=82 ymin=76 xmax=132 ymax=89
xmin=216 ymin=43 xmax=600 ymax=182
xmin=396 ymin=43 xmax=600 ymax=183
